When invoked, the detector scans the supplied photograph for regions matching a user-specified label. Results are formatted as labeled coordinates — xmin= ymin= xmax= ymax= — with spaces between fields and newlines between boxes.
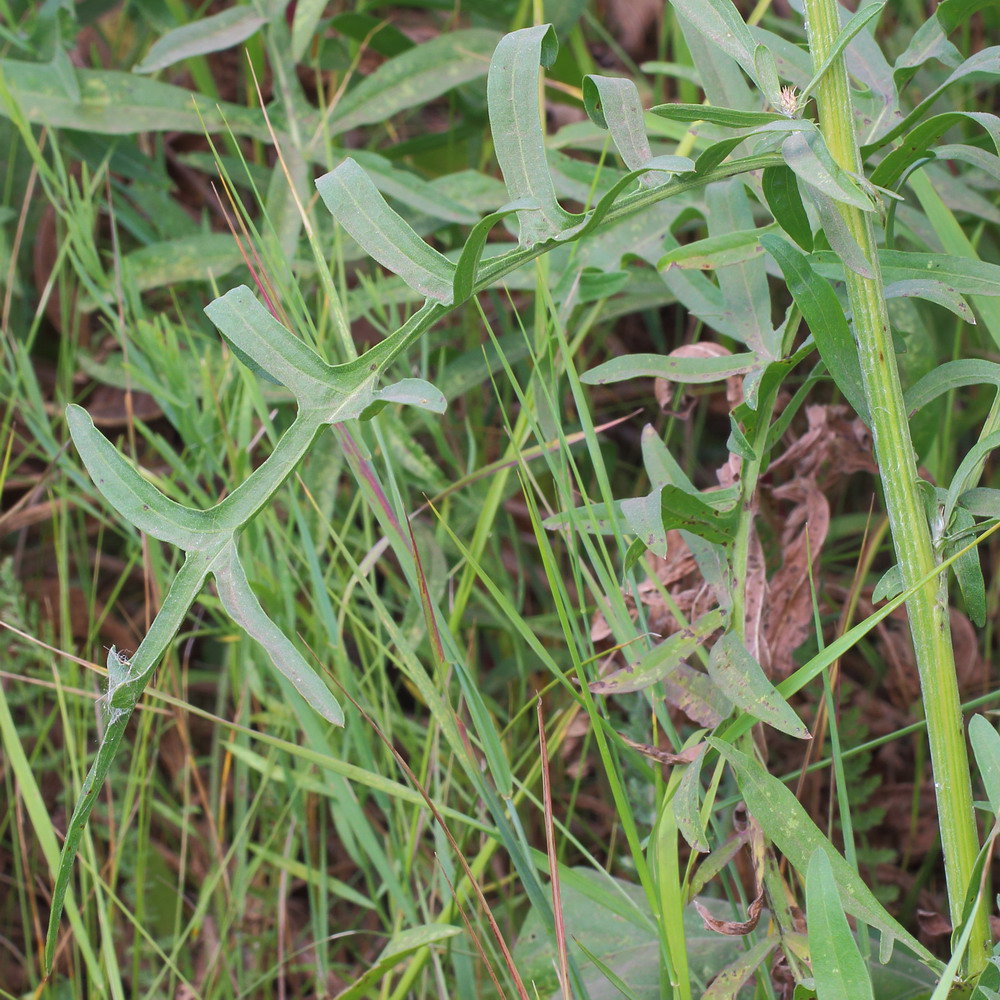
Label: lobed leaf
xmin=66 ymin=405 xmax=220 ymax=549
xmin=762 ymin=165 xmax=813 ymax=251
xmin=316 ymin=159 xmax=456 ymax=303
xmin=590 ymin=608 xmax=727 ymax=695
xmin=211 ymin=543 xmax=345 ymax=726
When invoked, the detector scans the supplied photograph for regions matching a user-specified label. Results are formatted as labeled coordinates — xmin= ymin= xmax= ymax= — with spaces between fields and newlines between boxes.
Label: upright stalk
xmin=802 ymin=0 xmax=988 ymax=974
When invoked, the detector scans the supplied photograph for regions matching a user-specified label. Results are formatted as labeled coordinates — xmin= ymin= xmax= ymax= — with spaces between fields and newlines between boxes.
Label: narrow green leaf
xmin=347 ymin=150 xmax=480 ymax=225
xmin=452 ymin=198 xmax=539 ymax=303
xmin=761 ymin=235 xmax=870 ymax=424
xmin=946 ymin=431 xmax=1000 ymax=523
xmin=583 ymin=352 xmax=757 ymax=385
xmin=658 ymin=224 xmax=776 ymax=271
xmin=674 ymin=744 xmax=710 ymax=853
xmin=66 ymin=405 xmax=218 ymax=549
xmin=782 ymin=131 xmax=873 ymax=211
xmin=884 ymin=279 xmax=974 ymax=325
xmin=969 ymin=715 xmax=1000 ymax=816
xmin=134 ymin=6 xmax=267 ymax=74
xmin=327 ymin=13 xmax=414 ymax=58
xmin=590 ymin=609 xmax=727 ymax=695
xmin=649 ymin=103 xmax=787 ymax=128
xmin=810 ymin=251 xmax=1000 ymax=304
xmin=806 ymin=850 xmax=875 ymax=1000
xmin=205 ymin=286 xmax=336 ymax=406
xmin=292 ymin=0 xmax=338 ymax=60
xmin=211 ymin=543 xmax=344 ymax=726
xmin=905 ymin=360 xmax=1000 ymax=416
xmin=808 ymin=190 xmax=874 ymax=279
xmin=584 ymin=75 xmax=656 ymax=178
xmin=327 ymin=29 xmax=500 ymax=136
xmin=668 ymin=0 xmax=766 ymax=96
xmin=316 ymin=158 xmax=456 ymax=303
xmin=692 ymin=118 xmax=813 ymax=174
xmin=869 ymin=111 xmax=1000 ymax=189
xmin=947 ymin=507 xmax=986 ymax=628
xmin=762 ymin=165 xmax=813 ymax=251
xmin=708 ymin=739 xmax=934 ymax=964
xmin=874 ymin=45 xmax=1000 ymax=150
xmin=707 ymin=632 xmax=809 ymax=739
xmin=486 ymin=24 xmax=581 ymax=245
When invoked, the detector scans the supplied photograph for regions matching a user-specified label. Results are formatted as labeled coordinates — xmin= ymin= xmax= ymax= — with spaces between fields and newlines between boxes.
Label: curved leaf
xmin=708 ymin=739 xmax=935 ymax=965
xmin=134 ymin=6 xmax=267 ymax=75
xmin=707 ymin=632 xmax=809 ymax=739
xmin=583 ymin=351 xmax=757 ymax=385
xmin=212 ymin=542 xmax=344 ymax=726
xmin=205 ymin=285 xmax=336 ymax=406
xmin=66 ymin=405 xmax=219 ymax=549
xmin=584 ymin=75 xmax=656 ymax=179
xmin=486 ymin=25 xmax=580 ymax=245
xmin=316 ymin=159 xmax=456 ymax=302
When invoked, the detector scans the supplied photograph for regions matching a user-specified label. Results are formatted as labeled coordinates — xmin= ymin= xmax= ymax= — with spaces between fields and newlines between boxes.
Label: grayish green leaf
xmin=66 ymin=405 xmax=218 ymax=549
xmin=583 ymin=352 xmax=757 ymax=385
xmin=782 ymin=131 xmax=873 ymax=212
xmin=969 ymin=715 xmax=1000 ymax=817
xmin=212 ymin=542 xmax=344 ymax=726
xmin=134 ymin=6 xmax=268 ymax=74
xmin=316 ymin=158 xmax=456 ymax=302
xmin=0 ymin=60 xmax=271 ymax=139
xmin=590 ymin=609 xmax=726 ymax=695
xmin=486 ymin=25 xmax=580 ymax=245
xmin=584 ymin=75 xmax=656 ymax=179
xmin=707 ymin=632 xmax=809 ymax=739
xmin=761 ymin=235 xmax=870 ymax=424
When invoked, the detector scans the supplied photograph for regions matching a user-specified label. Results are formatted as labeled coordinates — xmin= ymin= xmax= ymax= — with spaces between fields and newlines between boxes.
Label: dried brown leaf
xmin=616 ymin=734 xmax=704 ymax=766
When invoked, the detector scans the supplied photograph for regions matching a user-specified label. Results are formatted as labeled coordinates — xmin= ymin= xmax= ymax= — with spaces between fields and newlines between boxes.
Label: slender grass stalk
xmin=801 ymin=0 xmax=989 ymax=974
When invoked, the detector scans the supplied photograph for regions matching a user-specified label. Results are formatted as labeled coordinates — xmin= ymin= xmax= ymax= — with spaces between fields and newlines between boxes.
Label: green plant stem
xmin=802 ymin=0 xmax=988 ymax=974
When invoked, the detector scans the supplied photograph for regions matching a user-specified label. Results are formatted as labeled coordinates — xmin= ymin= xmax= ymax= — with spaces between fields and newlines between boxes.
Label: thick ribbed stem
xmin=801 ymin=0 xmax=988 ymax=975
